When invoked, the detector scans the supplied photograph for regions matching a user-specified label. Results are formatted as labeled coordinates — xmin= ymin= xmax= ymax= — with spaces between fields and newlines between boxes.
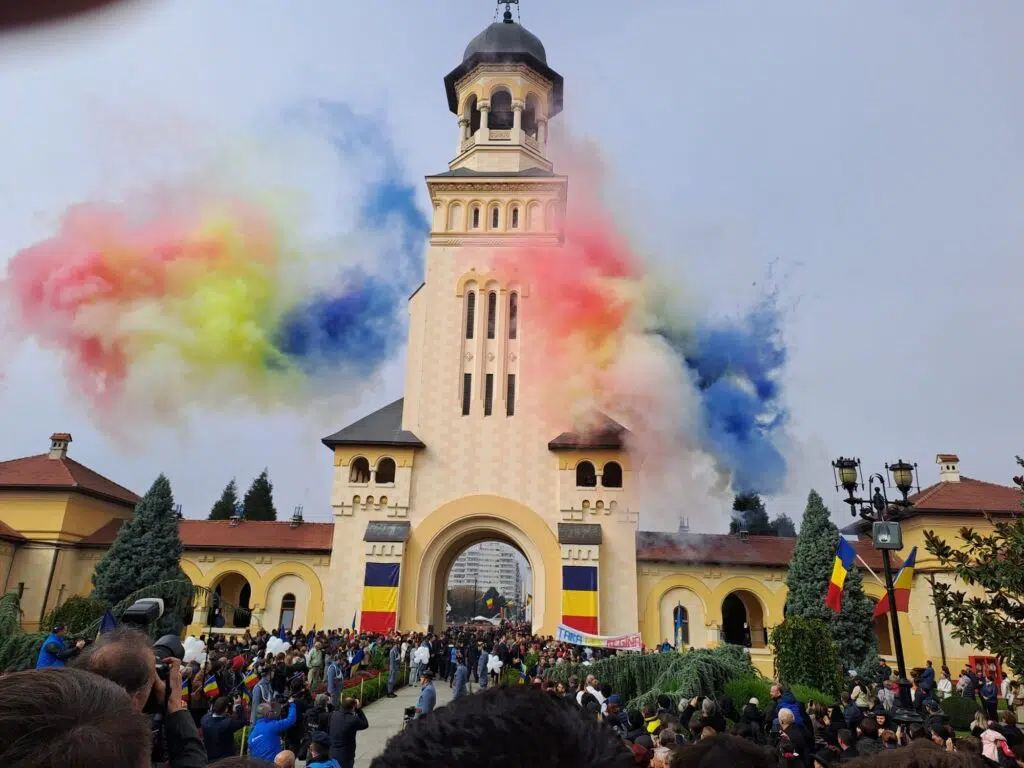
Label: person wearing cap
xmin=307 ymin=730 xmax=341 ymax=768
xmin=605 ymin=694 xmax=628 ymax=734
xmin=36 ymin=623 xmax=85 ymax=669
xmin=416 ymin=670 xmax=437 ymax=719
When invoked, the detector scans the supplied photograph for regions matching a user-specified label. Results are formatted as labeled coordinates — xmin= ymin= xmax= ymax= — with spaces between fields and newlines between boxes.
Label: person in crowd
xmin=476 ymin=643 xmax=490 ymax=690
xmin=920 ymin=661 xmax=936 ymax=697
xmin=283 ymin=676 xmax=314 ymax=756
xmin=371 ymin=685 xmax=633 ymax=768
xmin=73 ymin=625 xmax=207 ymax=767
xmin=0 ymin=667 xmax=153 ymax=767
xmin=452 ymin=652 xmax=470 ymax=698
xmin=982 ymin=677 xmax=1000 ymax=722
xmin=679 ymin=696 xmax=727 ymax=734
xmin=779 ymin=708 xmax=810 ymax=766
xmin=326 ymin=654 xmax=343 ymax=708
xmin=306 ymin=693 xmax=334 ymax=734
xmin=416 ymin=670 xmax=438 ymax=718
xmin=201 ymin=695 xmax=248 ymax=762
xmin=386 ymin=639 xmax=401 ymax=698
xmin=1000 ymin=711 xmax=1024 ymax=748
xmin=328 ymin=697 xmax=369 ymax=768
xmin=841 ymin=693 xmax=862 ymax=731
xmin=669 ymin=733 xmax=778 ymax=768
xmin=308 ymin=641 xmax=325 ymax=690
xmin=274 ymin=749 xmax=296 ymax=768
xmin=937 ymin=669 xmax=954 ymax=699
xmin=208 ymin=758 xmax=275 ymax=767
xmin=248 ymin=698 xmax=298 ymax=762
xmin=306 ymin=731 xmax=341 ymax=768
xmin=855 ymin=718 xmax=883 ymax=757
xmin=251 ymin=665 xmax=276 ymax=725
xmin=970 ymin=711 xmax=989 ymax=738
xmin=836 ymin=729 xmax=858 ymax=762
xmin=35 ymin=623 xmax=86 ymax=668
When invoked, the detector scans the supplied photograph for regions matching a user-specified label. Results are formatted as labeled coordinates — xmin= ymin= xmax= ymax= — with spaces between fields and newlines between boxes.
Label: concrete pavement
xmin=353 ymin=678 xmax=455 ymax=768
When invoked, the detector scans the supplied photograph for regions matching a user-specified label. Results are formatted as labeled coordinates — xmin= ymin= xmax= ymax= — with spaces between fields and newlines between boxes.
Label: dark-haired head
xmin=0 ymin=668 xmax=152 ymax=767
xmin=209 ymin=758 xmax=275 ymax=767
xmin=72 ymin=625 xmax=156 ymax=711
xmin=668 ymin=733 xmax=777 ymax=768
xmin=370 ymin=685 xmax=632 ymax=768
xmin=842 ymin=740 xmax=984 ymax=768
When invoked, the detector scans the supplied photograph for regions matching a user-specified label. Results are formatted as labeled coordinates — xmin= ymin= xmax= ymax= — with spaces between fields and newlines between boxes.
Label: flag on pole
xmin=826 ymin=538 xmax=858 ymax=613
xmin=181 ymin=679 xmax=189 ymax=703
xmin=673 ymin=604 xmax=685 ymax=647
xmin=873 ymin=547 xmax=917 ymax=617
xmin=485 ymin=597 xmax=494 ymax=609
xmin=243 ymin=668 xmax=258 ymax=690
xmin=351 ymin=611 xmax=357 ymax=631
xmin=97 ymin=610 xmax=117 ymax=638
xmin=203 ymin=676 xmax=220 ymax=699
xmin=306 ymin=626 xmax=316 ymax=650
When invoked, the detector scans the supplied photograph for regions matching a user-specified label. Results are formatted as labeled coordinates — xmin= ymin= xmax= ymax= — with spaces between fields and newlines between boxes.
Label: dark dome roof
xmin=463 ymin=19 xmax=547 ymax=64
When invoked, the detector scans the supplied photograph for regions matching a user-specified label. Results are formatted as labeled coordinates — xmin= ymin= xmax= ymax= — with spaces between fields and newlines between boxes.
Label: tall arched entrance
xmin=397 ymin=495 xmax=563 ymax=635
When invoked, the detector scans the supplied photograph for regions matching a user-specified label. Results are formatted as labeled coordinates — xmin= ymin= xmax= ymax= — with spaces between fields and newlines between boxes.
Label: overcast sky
xmin=1 ymin=1 xmax=1022 ymax=533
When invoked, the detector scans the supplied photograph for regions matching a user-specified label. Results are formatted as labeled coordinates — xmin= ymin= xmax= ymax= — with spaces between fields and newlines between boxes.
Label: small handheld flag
xmin=873 ymin=547 xmax=917 ymax=617
xmin=243 ymin=669 xmax=258 ymax=690
xmin=203 ymin=676 xmax=220 ymax=699
xmin=826 ymin=538 xmax=858 ymax=613
xmin=98 ymin=610 xmax=117 ymax=638
xmin=485 ymin=597 xmax=495 ymax=609
xmin=181 ymin=679 xmax=189 ymax=702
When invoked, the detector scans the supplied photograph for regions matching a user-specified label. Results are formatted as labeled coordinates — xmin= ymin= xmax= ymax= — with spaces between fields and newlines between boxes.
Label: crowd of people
xmin=4 ymin=617 xmax=1020 ymax=768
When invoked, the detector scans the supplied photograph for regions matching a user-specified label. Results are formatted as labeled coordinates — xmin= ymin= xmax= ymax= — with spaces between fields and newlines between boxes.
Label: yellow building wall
xmin=0 ymin=491 xmax=74 ymax=542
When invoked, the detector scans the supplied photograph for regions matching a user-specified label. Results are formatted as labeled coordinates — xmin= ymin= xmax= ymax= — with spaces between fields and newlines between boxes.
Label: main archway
xmin=399 ymin=495 xmax=562 ymax=635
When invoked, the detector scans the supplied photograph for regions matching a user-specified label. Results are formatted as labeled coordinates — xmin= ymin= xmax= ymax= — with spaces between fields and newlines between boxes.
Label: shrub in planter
xmin=725 ymin=678 xmax=772 ymax=708
xmin=790 ymin=684 xmax=835 ymax=706
xmin=769 ymin=617 xmax=841 ymax=697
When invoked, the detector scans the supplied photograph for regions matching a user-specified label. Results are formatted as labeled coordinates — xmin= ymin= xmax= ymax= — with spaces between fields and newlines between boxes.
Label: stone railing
xmin=524 ymin=134 xmax=540 ymax=151
xmin=462 ymin=136 xmax=475 ymax=151
xmin=489 ymin=130 xmax=511 ymax=141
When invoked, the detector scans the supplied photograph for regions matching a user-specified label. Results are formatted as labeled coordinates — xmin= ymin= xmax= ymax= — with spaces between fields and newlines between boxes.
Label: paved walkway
xmin=353 ymin=679 xmax=455 ymax=768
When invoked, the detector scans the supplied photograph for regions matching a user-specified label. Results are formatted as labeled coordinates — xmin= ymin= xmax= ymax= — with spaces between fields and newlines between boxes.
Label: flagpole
xmin=854 ymin=554 xmax=886 ymax=588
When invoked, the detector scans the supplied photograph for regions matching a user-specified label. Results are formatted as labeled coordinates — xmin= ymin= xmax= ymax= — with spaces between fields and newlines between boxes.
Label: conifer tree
xmin=242 ymin=469 xmax=277 ymax=521
xmin=92 ymin=474 xmax=186 ymax=606
xmin=772 ymin=514 xmax=798 ymax=537
xmin=784 ymin=489 xmax=879 ymax=672
xmin=729 ymin=493 xmax=774 ymax=535
xmin=208 ymin=479 xmax=239 ymax=520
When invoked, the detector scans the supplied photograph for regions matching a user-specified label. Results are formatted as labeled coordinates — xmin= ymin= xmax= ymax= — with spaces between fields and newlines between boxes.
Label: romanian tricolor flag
xmin=243 ymin=669 xmax=258 ymax=690
xmin=203 ymin=676 xmax=220 ymax=699
xmin=241 ymin=688 xmax=251 ymax=708
xmin=181 ymin=679 xmax=189 ymax=703
xmin=360 ymin=562 xmax=400 ymax=633
xmin=561 ymin=565 xmax=599 ymax=634
xmin=873 ymin=547 xmax=917 ymax=617
xmin=826 ymin=538 xmax=858 ymax=612
xmin=485 ymin=597 xmax=495 ymax=609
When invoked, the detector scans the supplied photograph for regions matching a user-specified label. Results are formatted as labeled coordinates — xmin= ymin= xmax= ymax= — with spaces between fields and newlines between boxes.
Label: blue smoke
xmin=658 ymin=298 xmax=788 ymax=494
xmin=274 ymin=100 xmax=429 ymax=373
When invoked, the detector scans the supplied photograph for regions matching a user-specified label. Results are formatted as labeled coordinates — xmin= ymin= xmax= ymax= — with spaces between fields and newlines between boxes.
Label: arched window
xmin=466 ymin=95 xmax=481 ymax=135
xmin=576 ymin=461 xmax=597 ymax=488
xmin=491 ymin=207 xmax=500 ymax=229
xmin=279 ymin=593 xmax=296 ymax=632
xmin=523 ymin=94 xmax=540 ymax=139
xmin=466 ymin=292 xmax=476 ymax=339
xmin=490 ymin=90 xmax=513 ymax=130
xmin=349 ymin=457 xmax=370 ymax=484
xmin=511 ymin=207 xmax=520 ymax=229
xmin=376 ymin=457 xmax=396 ymax=485
xmin=447 ymin=202 xmax=463 ymax=231
xmin=508 ymin=293 xmax=518 ymax=340
xmin=471 ymin=206 xmax=481 ymax=229
xmin=602 ymin=461 xmax=623 ymax=488
xmin=673 ymin=604 xmax=689 ymax=646
xmin=486 ymin=291 xmax=497 ymax=339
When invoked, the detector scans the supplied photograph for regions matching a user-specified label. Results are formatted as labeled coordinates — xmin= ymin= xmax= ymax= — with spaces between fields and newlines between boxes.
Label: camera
xmin=121 ymin=598 xmax=185 ymax=681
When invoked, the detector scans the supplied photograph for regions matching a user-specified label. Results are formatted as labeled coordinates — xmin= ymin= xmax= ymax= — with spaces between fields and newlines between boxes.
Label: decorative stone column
xmin=458 ymin=117 xmax=470 ymax=154
xmin=512 ymin=99 xmax=524 ymax=141
xmin=478 ymin=100 xmax=490 ymax=142
xmin=538 ymin=117 xmax=548 ymax=146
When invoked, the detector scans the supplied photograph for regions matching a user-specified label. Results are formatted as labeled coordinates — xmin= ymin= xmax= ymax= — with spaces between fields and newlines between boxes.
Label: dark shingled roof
xmin=549 ymin=413 xmax=629 ymax=451
xmin=429 ymin=168 xmax=559 ymax=178
xmin=558 ymin=523 xmax=602 ymax=545
xmin=322 ymin=399 xmax=425 ymax=450
xmin=635 ymin=530 xmax=896 ymax=570
xmin=364 ymin=521 xmax=411 ymax=543
xmin=444 ymin=18 xmax=563 ymax=117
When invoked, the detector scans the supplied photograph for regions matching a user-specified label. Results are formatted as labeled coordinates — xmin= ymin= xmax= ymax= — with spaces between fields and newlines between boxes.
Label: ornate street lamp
xmin=831 ymin=456 xmax=919 ymax=713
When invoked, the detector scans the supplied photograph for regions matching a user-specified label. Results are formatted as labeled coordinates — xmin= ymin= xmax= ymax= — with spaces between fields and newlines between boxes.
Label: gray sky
xmin=1 ymin=1 xmax=1022 ymax=531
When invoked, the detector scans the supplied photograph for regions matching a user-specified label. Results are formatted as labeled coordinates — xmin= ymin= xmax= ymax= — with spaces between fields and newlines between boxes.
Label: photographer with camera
xmin=35 ymin=623 xmax=87 ymax=669
xmin=201 ymin=695 xmax=247 ymax=762
xmin=73 ymin=601 xmax=207 ymax=768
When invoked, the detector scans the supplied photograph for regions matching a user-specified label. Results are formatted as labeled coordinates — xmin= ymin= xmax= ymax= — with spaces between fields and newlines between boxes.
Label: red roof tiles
xmin=936 ymin=454 xmax=960 ymax=463
xmin=78 ymin=519 xmax=335 ymax=552
xmin=635 ymin=531 xmax=896 ymax=570
xmin=907 ymin=476 xmax=1022 ymax=514
xmin=0 ymin=454 xmax=140 ymax=507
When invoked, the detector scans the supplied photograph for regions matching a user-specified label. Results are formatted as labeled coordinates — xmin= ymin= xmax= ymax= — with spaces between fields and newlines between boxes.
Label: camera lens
xmin=152 ymin=634 xmax=185 ymax=662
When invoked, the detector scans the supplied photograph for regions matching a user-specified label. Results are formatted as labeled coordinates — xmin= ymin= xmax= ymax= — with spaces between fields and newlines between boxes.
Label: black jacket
xmin=200 ymin=709 xmax=246 ymax=762
xmin=160 ymin=708 xmax=208 ymax=768
xmin=329 ymin=708 xmax=369 ymax=767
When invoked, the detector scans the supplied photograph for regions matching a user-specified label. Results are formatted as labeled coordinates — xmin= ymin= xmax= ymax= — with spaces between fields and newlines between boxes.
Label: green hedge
xmin=41 ymin=595 xmax=109 ymax=634
xmin=769 ymin=617 xmax=841 ymax=698
xmin=724 ymin=677 xmax=834 ymax=708
xmin=939 ymin=694 xmax=982 ymax=732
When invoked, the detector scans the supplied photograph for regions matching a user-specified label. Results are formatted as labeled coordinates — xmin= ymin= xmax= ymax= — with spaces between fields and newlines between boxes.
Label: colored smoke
xmin=0 ymin=101 xmax=428 ymax=425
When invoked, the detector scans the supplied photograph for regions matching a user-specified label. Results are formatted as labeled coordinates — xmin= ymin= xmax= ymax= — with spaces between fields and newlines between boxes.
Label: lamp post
xmin=832 ymin=456 xmax=919 ymax=711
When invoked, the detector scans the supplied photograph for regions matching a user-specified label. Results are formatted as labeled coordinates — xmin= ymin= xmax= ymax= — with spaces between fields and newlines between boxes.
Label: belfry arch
xmin=399 ymin=495 xmax=562 ymax=635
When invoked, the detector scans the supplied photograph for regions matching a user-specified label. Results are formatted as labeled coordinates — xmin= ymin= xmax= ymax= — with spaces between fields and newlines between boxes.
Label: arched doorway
xmin=658 ymin=587 xmax=706 ymax=649
xmin=208 ymin=572 xmax=253 ymax=629
xmin=444 ymin=539 xmax=532 ymax=628
xmin=721 ymin=590 xmax=767 ymax=648
xmin=405 ymin=496 xmax=562 ymax=635
xmin=874 ymin=614 xmax=893 ymax=656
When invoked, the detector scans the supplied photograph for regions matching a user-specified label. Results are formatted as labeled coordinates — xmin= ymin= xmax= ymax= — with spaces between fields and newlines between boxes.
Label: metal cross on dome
xmin=495 ymin=0 xmax=521 ymax=23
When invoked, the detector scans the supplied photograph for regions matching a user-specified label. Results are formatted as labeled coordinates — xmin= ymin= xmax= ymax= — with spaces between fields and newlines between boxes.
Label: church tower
xmin=323 ymin=3 xmax=639 ymax=638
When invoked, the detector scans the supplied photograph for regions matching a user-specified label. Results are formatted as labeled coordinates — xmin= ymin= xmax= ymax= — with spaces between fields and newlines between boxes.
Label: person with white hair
xmin=778 ymin=708 xmax=809 ymax=764
xmin=248 ymin=698 xmax=298 ymax=762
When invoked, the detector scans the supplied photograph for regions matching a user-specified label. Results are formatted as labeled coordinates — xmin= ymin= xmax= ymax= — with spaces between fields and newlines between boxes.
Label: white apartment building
xmin=448 ymin=541 xmax=524 ymax=603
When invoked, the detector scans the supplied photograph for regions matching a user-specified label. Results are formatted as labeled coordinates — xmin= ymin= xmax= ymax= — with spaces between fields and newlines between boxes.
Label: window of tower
xmin=491 ymin=206 xmax=500 ymax=229
xmin=523 ymin=94 xmax=539 ymax=139
xmin=486 ymin=291 xmax=497 ymax=339
xmin=490 ymin=90 xmax=514 ymax=130
xmin=510 ymin=206 xmax=520 ymax=229
xmin=576 ymin=461 xmax=597 ymax=488
xmin=466 ymin=94 xmax=481 ymax=135
xmin=471 ymin=206 xmax=481 ymax=229
xmin=508 ymin=292 xmax=518 ymax=340
xmin=465 ymin=292 xmax=476 ymax=339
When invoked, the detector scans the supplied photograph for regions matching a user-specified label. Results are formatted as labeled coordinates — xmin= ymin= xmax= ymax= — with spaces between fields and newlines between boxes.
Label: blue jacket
xmin=250 ymin=680 xmax=274 ymax=725
xmin=36 ymin=633 xmax=68 ymax=669
xmin=248 ymin=703 xmax=297 ymax=761
xmin=200 ymin=709 xmax=246 ymax=762
xmin=327 ymin=662 xmax=341 ymax=694
xmin=308 ymin=759 xmax=341 ymax=768
xmin=416 ymin=682 xmax=437 ymax=717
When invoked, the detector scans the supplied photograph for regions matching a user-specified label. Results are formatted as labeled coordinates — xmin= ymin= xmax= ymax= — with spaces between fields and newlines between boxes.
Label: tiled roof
xmin=635 ymin=531 xmax=896 ymax=570
xmin=936 ymin=454 xmax=960 ymax=463
xmin=548 ymin=413 xmax=630 ymax=451
xmin=79 ymin=519 xmax=335 ymax=552
xmin=322 ymin=399 xmax=425 ymax=449
xmin=0 ymin=520 xmax=26 ymax=542
xmin=0 ymin=454 xmax=140 ymax=507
